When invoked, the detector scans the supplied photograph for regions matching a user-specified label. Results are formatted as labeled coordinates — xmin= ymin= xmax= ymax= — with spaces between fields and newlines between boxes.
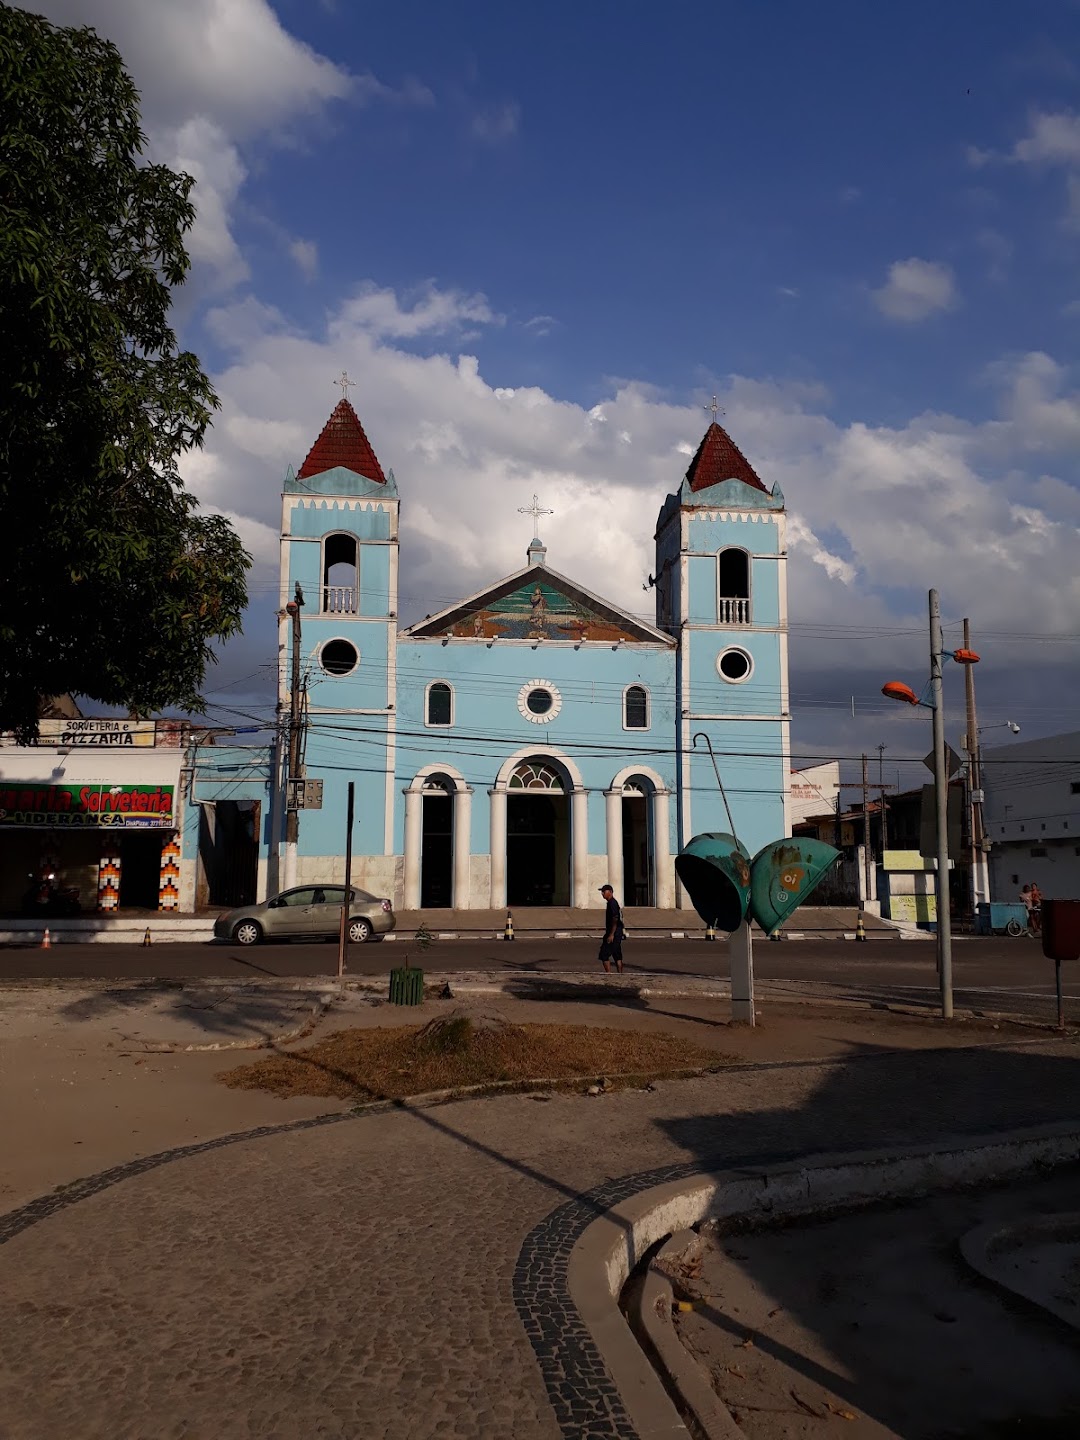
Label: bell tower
xmin=275 ymin=380 xmax=399 ymax=894
xmin=654 ymin=417 xmax=789 ymax=887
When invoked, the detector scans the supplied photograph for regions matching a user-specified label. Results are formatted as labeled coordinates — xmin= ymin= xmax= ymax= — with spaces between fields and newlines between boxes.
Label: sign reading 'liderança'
xmin=0 ymin=784 xmax=174 ymax=827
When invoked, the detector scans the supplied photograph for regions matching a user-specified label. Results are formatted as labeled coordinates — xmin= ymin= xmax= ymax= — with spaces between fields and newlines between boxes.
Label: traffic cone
xmin=705 ymin=920 xmax=717 ymax=942
xmin=41 ymin=927 xmax=51 ymax=950
xmin=504 ymin=911 xmax=515 ymax=941
xmin=142 ymin=927 xmax=152 ymax=947
xmin=855 ymin=911 xmax=867 ymax=942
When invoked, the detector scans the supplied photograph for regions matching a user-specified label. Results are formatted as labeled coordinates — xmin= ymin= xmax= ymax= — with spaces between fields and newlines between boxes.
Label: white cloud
xmin=471 ymin=102 xmax=521 ymax=144
xmin=36 ymin=0 xmax=353 ymax=137
xmin=288 ymin=239 xmax=319 ymax=281
xmin=872 ymin=258 xmax=958 ymax=322
xmin=34 ymin=1 xmax=421 ymax=292
xmin=332 ymin=283 xmax=503 ymax=341
xmin=155 ymin=119 xmax=249 ymax=290
xmin=1012 ymin=110 xmax=1080 ymax=167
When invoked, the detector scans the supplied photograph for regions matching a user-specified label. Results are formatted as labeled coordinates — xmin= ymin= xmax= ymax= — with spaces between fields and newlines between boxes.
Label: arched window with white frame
xmin=717 ymin=547 xmax=750 ymax=624
xmin=623 ymin=684 xmax=649 ymax=730
xmin=426 ymin=680 xmax=453 ymax=727
xmin=322 ymin=533 xmax=359 ymax=614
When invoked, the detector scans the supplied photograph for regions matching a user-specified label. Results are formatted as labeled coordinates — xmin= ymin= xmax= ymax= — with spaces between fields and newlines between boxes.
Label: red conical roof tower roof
xmin=298 ymin=399 xmax=386 ymax=483
xmin=685 ymin=421 xmax=768 ymax=493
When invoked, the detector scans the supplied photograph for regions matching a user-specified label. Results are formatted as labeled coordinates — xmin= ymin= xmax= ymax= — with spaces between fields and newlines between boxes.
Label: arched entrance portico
xmin=490 ymin=747 xmax=590 ymax=909
xmin=604 ymin=766 xmax=674 ymax=909
xmin=403 ymin=766 xmax=473 ymax=910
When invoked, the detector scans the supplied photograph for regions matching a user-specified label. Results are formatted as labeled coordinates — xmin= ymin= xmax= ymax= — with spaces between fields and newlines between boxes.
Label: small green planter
xmin=389 ymin=966 xmax=424 ymax=1006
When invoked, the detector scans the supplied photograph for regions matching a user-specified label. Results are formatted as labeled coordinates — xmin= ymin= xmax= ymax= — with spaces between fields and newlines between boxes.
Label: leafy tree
xmin=0 ymin=5 xmax=250 ymax=740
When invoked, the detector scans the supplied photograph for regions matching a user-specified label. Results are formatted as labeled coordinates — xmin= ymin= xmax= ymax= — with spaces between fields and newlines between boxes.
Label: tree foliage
xmin=0 ymin=5 xmax=250 ymax=739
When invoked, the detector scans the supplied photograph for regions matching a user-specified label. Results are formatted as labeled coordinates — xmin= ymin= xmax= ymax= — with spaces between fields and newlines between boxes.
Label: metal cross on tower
xmin=335 ymin=370 xmax=355 ymax=401
xmin=704 ymin=394 xmax=724 ymax=423
xmin=518 ymin=493 xmax=553 ymax=540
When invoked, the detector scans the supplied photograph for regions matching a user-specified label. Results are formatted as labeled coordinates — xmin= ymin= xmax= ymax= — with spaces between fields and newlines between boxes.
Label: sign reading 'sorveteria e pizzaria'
xmin=0 ymin=784 xmax=175 ymax=827
xmin=35 ymin=719 xmax=156 ymax=747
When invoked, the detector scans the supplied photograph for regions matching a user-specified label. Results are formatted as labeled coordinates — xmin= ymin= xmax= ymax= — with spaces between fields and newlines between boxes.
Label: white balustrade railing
xmin=323 ymin=585 xmax=358 ymax=614
xmin=719 ymin=596 xmax=751 ymax=624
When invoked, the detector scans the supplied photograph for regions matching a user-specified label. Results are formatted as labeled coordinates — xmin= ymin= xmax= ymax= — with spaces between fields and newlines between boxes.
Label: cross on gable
xmin=335 ymin=370 xmax=355 ymax=401
xmin=518 ymin=493 xmax=553 ymax=540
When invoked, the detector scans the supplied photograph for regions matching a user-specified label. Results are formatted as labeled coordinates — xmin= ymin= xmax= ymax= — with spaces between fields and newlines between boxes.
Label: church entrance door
xmin=420 ymin=781 xmax=454 ymax=908
xmin=621 ymin=792 xmax=655 ymax=907
xmin=506 ymin=759 xmax=571 ymax=906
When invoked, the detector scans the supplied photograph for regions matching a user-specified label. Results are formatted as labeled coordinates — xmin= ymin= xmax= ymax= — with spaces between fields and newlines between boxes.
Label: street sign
xmin=923 ymin=744 xmax=962 ymax=780
xmin=919 ymin=785 xmax=962 ymax=859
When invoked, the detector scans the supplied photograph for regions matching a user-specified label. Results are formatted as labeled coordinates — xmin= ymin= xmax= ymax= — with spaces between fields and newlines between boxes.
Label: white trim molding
xmin=517 ymin=679 xmax=563 ymax=724
xmin=424 ymin=678 xmax=454 ymax=728
xmin=621 ymin=682 xmax=650 ymax=731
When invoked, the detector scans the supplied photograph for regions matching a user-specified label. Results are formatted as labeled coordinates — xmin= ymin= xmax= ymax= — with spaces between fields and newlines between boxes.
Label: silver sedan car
xmin=214 ymin=885 xmax=396 ymax=946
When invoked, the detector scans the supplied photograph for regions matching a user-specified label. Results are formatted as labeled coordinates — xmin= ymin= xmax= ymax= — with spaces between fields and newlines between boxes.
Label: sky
xmin=35 ymin=0 xmax=1080 ymax=790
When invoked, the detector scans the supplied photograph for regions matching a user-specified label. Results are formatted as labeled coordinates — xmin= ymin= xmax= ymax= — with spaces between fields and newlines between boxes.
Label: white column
xmin=403 ymin=788 xmax=422 ymax=910
xmin=571 ymin=786 xmax=590 ymax=908
xmin=489 ymin=787 xmax=507 ymax=908
xmin=452 ymin=786 xmax=472 ymax=909
xmin=653 ymin=789 xmax=674 ymax=909
xmin=604 ymin=789 xmax=624 ymax=902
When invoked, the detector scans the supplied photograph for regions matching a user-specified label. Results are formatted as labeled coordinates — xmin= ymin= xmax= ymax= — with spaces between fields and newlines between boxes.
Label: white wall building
xmin=983 ymin=730 xmax=1080 ymax=902
xmin=789 ymin=761 xmax=840 ymax=830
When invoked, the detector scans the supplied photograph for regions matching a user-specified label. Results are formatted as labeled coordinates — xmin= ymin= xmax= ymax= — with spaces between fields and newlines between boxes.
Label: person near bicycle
xmin=1030 ymin=882 xmax=1043 ymax=934
xmin=1020 ymin=883 xmax=1042 ymax=935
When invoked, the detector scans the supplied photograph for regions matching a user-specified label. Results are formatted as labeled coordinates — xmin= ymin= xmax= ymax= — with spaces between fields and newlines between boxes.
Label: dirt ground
xmin=673 ymin=1169 xmax=1080 ymax=1439
xmin=0 ymin=980 xmax=1054 ymax=1210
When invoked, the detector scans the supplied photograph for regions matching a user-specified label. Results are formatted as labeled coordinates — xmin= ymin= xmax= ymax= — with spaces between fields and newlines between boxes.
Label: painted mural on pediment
xmin=431 ymin=579 xmax=644 ymax=643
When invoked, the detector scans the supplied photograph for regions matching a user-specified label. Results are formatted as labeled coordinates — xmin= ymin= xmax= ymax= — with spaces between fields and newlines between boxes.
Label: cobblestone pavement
xmin=2 ymin=1034 xmax=1080 ymax=1439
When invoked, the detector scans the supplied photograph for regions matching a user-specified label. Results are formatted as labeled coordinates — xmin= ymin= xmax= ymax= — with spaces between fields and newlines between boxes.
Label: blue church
xmin=258 ymin=394 xmax=790 ymax=913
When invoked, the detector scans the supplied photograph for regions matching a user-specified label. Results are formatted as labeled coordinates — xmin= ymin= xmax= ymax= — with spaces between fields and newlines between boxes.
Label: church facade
xmin=272 ymin=396 xmax=790 ymax=911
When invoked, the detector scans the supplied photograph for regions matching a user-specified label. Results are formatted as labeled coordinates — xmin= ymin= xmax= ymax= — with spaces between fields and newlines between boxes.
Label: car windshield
xmin=349 ymin=888 xmax=376 ymax=903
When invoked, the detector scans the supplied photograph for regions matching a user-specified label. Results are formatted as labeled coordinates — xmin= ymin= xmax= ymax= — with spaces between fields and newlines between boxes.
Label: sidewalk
xmin=2 ymin=988 xmax=1076 ymax=1438
xmin=0 ymin=903 xmax=902 ymax=944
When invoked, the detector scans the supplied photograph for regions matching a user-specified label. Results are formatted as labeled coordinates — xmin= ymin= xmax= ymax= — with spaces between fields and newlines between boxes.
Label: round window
xmin=517 ymin=678 xmax=563 ymax=723
xmin=321 ymin=639 xmax=359 ymax=676
xmin=717 ymin=647 xmax=752 ymax=684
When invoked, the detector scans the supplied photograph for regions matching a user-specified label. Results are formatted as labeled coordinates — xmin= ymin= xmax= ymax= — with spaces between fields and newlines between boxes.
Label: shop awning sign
xmin=0 ymin=783 xmax=175 ymax=828
xmin=36 ymin=718 xmax=156 ymax=747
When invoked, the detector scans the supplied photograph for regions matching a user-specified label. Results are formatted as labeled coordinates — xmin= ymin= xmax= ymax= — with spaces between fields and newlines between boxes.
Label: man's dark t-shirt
xmin=605 ymin=895 xmax=622 ymax=937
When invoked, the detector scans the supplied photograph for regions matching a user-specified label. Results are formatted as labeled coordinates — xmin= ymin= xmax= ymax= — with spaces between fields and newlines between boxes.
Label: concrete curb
xmin=637 ymin=1231 xmax=743 ymax=1440
xmin=567 ymin=1123 xmax=1080 ymax=1440
xmin=959 ymin=1211 xmax=1080 ymax=1332
xmin=140 ymin=995 xmax=332 ymax=1053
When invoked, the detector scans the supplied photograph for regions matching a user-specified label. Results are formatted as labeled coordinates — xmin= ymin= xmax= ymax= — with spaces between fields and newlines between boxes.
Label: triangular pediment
xmin=403 ymin=564 xmax=674 ymax=645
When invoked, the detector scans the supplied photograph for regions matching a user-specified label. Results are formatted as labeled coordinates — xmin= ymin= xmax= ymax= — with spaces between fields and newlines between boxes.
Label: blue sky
xmin=37 ymin=0 xmax=1080 ymax=780
xmin=231 ymin=1 xmax=1080 ymax=421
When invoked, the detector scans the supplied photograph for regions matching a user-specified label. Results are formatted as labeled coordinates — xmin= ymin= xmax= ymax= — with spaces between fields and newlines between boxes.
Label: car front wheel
xmin=234 ymin=919 xmax=263 ymax=946
xmin=348 ymin=917 xmax=372 ymax=944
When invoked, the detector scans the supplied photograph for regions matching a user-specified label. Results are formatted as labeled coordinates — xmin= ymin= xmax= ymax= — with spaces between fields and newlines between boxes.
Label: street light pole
xmin=929 ymin=589 xmax=953 ymax=1018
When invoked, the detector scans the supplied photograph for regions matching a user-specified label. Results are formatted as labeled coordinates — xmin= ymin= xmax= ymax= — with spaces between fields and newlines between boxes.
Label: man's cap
xmin=599 ymin=884 xmax=613 ymax=892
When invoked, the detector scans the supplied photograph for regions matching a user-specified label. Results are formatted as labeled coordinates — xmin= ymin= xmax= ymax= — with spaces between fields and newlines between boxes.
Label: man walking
xmin=598 ymin=884 xmax=624 ymax=974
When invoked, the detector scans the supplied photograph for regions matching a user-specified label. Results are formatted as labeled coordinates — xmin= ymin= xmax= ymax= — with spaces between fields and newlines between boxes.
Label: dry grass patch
xmin=219 ymin=1012 xmax=728 ymax=1102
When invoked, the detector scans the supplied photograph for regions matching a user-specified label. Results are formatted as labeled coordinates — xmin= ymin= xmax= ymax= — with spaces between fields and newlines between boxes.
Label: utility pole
xmin=861 ymin=753 xmax=872 ymax=905
xmin=930 ymin=589 xmax=953 ymax=1019
xmin=284 ymin=582 xmax=304 ymax=887
xmin=962 ymin=617 xmax=989 ymax=915
xmin=876 ymin=743 xmax=888 ymax=851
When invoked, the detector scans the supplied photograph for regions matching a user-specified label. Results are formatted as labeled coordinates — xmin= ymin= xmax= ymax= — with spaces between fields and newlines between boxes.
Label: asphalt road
xmin=0 ymin=934 xmax=1072 ymax=1025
